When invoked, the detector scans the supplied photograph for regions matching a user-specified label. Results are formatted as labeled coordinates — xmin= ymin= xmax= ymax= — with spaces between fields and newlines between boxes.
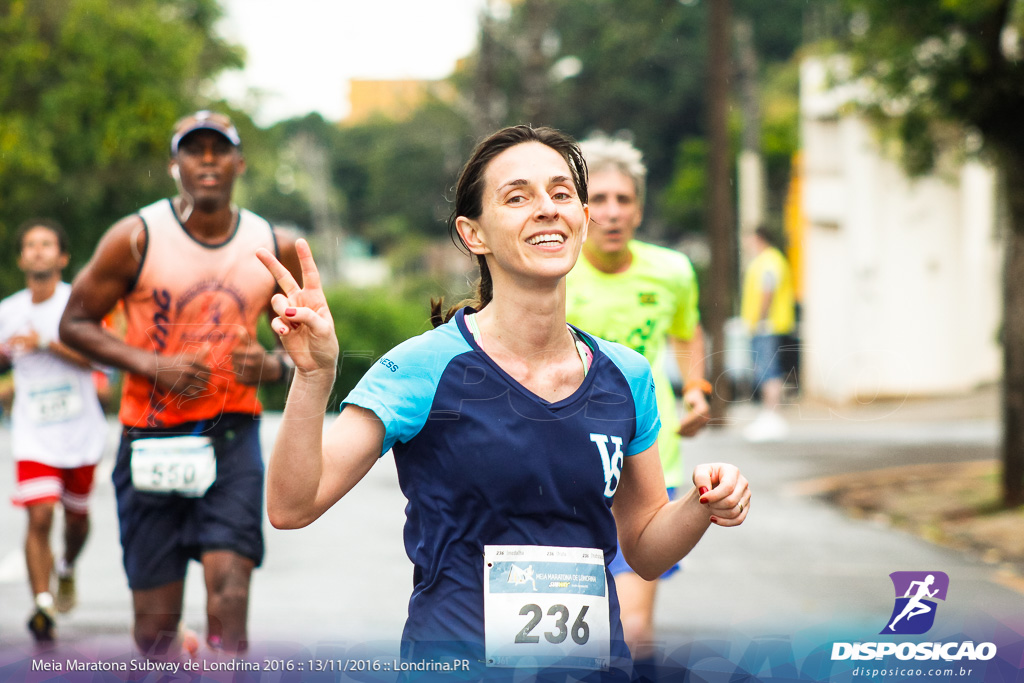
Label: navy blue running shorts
xmin=112 ymin=413 xmax=265 ymax=591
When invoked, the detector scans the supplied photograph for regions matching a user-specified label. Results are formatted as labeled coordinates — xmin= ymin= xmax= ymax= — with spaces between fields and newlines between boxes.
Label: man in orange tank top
xmin=60 ymin=112 xmax=303 ymax=660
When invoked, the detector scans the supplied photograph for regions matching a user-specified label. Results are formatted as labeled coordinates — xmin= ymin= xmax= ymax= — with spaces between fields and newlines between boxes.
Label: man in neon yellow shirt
xmin=740 ymin=226 xmax=795 ymax=442
xmin=566 ymin=135 xmax=711 ymax=667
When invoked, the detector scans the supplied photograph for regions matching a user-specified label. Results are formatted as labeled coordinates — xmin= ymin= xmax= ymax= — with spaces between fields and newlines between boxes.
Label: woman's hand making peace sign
xmin=256 ymin=238 xmax=339 ymax=375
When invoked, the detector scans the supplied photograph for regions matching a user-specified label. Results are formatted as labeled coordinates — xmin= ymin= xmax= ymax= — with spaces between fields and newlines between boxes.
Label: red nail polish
xmin=700 ymin=499 xmax=708 ymax=505
xmin=285 ymin=307 xmax=296 ymax=317
xmin=710 ymin=517 xmax=719 ymax=524
xmin=699 ymin=487 xmax=709 ymax=496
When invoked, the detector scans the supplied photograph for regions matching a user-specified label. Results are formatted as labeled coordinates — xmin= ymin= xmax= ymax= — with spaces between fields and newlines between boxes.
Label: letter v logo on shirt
xmin=590 ymin=433 xmax=624 ymax=497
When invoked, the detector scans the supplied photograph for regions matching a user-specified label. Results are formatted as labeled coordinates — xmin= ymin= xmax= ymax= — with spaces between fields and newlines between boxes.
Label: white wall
xmin=799 ymin=58 xmax=1003 ymax=403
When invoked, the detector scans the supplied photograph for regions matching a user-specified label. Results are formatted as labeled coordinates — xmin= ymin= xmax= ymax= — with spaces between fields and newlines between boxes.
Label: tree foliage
xmin=342 ymin=102 xmax=472 ymax=247
xmin=257 ymin=285 xmax=432 ymax=411
xmin=0 ymin=0 xmax=243 ymax=291
xmin=843 ymin=0 xmax=1024 ymax=173
xmin=244 ymin=2 xmax=808 ymax=270
xmin=467 ymin=0 xmax=806 ymax=240
xmin=243 ymin=101 xmax=473 ymax=257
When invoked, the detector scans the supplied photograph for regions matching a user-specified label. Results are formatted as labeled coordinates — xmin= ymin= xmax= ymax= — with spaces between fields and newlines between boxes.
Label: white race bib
xmin=484 ymin=545 xmax=610 ymax=671
xmin=130 ymin=435 xmax=216 ymax=497
xmin=26 ymin=377 xmax=83 ymax=424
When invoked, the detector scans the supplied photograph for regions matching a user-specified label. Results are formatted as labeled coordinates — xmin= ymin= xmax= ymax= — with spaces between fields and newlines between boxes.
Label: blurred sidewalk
xmin=720 ymin=382 xmax=1000 ymax=446
xmin=652 ymin=382 xmax=1014 ymax=647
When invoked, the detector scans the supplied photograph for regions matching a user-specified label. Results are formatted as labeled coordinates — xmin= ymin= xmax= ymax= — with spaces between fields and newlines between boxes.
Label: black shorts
xmin=112 ymin=413 xmax=265 ymax=591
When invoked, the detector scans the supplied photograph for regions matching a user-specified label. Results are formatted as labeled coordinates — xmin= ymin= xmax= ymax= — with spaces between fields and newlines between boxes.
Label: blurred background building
xmin=798 ymin=57 xmax=1003 ymax=403
xmin=346 ymin=79 xmax=456 ymax=124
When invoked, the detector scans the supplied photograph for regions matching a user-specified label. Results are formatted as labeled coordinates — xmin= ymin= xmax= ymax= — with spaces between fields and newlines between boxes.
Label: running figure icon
xmin=887 ymin=574 xmax=939 ymax=632
xmin=508 ymin=564 xmax=537 ymax=591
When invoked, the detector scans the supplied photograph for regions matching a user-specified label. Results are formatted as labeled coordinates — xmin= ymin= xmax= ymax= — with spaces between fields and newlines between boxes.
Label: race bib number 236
xmin=484 ymin=545 xmax=610 ymax=671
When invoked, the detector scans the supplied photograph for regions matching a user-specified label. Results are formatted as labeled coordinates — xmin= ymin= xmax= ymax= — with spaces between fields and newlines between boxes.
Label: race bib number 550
xmin=130 ymin=435 xmax=216 ymax=497
xmin=484 ymin=545 xmax=610 ymax=671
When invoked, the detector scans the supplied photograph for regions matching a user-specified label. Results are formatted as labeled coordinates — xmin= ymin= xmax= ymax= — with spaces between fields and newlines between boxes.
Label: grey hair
xmin=578 ymin=134 xmax=647 ymax=205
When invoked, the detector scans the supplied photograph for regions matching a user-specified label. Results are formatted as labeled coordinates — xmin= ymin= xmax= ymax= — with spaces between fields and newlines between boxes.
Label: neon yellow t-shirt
xmin=566 ymin=240 xmax=700 ymax=488
xmin=741 ymin=246 xmax=795 ymax=335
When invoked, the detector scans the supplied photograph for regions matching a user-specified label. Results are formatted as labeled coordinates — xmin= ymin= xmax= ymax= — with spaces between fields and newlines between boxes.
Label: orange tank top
xmin=119 ymin=199 xmax=278 ymax=428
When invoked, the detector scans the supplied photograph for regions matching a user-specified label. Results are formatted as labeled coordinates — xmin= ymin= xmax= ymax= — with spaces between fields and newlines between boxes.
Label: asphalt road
xmin=0 ymin=391 xmax=1021 ymax=681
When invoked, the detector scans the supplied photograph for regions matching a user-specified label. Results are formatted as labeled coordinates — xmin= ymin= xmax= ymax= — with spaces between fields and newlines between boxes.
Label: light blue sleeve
xmin=595 ymin=339 xmax=662 ymax=456
xmin=342 ymin=321 xmax=471 ymax=455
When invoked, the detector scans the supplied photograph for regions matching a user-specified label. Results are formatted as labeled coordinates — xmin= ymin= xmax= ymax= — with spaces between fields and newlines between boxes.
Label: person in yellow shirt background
xmin=741 ymin=225 xmax=796 ymax=442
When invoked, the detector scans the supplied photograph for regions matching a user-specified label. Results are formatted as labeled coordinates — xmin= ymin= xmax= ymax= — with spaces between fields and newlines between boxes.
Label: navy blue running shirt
xmin=343 ymin=307 xmax=660 ymax=673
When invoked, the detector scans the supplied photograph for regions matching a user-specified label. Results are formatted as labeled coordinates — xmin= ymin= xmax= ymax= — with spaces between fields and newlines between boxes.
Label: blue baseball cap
xmin=170 ymin=111 xmax=241 ymax=155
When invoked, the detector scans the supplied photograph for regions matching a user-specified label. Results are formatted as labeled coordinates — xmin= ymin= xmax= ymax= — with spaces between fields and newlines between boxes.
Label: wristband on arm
xmin=276 ymin=352 xmax=295 ymax=384
xmin=684 ymin=378 xmax=713 ymax=402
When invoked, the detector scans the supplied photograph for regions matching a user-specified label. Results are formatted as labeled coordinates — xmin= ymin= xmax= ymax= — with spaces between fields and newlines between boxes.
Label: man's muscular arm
xmin=59 ymin=216 xmax=211 ymax=397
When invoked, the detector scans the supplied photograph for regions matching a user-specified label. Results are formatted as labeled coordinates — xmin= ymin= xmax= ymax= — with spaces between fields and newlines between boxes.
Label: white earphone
xmin=170 ymin=162 xmax=193 ymax=221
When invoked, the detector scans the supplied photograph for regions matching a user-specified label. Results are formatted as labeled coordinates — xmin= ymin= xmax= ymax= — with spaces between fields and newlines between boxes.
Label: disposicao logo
xmin=881 ymin=571 xmax=948 ymax=635
xmin=830 ymin=571 xmax=997 ymax=663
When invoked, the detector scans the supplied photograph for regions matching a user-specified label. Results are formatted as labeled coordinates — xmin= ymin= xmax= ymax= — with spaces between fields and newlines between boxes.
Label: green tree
xmin=841 ymin=0 xmax=1024 ymax=506
xmin=256 ymin=285 xmax=433 ymax=412
xmin=662 ymin=137 xmax=709 ymax=232
xmin=466 ymin=0 xmax=806 ymax=240
xmin=333 ymin=101 xmax=472 ymax=250
xmin=0 ymin=0 xmax=243 ymax=291
xmin=245 ymin=102 xmax=473 ymax=260
xmin=235 ymin=112 xmax=332 ymax=232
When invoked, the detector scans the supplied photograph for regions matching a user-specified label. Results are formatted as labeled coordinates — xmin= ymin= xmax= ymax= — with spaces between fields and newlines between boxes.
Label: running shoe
xmin=55 ymin=573 xmax=76 ymax=613
xmin=27 ymin=606 xmax=56 ymax=643
xmin=180 ymin=625 xmax=200 ymax=659
xmin=743 ymin=410 xmax=789 ymax=443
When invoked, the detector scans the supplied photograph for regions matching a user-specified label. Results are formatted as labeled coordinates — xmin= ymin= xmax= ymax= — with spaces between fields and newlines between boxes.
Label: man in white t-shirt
xmin=0 ymin=219 xmax=108 ymax=643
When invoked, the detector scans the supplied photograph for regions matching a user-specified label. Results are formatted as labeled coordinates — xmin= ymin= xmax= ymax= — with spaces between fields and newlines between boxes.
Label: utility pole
xmin=473 ymin=0 xmax=501 ymax=138
xmin=707 ymin=0 xmax=735 ymax=421
xmin=735 ymin=16 xmax=766 ymax=239
xmin=293 ymin=131 xmax=342 ymax=286
xmin=520 ymin=0 xmax=554 ymax=124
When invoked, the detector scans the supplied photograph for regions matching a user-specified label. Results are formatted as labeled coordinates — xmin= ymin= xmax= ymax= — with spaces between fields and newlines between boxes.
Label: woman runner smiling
xmin=256 ymin=125 xmax=750 ymax=681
